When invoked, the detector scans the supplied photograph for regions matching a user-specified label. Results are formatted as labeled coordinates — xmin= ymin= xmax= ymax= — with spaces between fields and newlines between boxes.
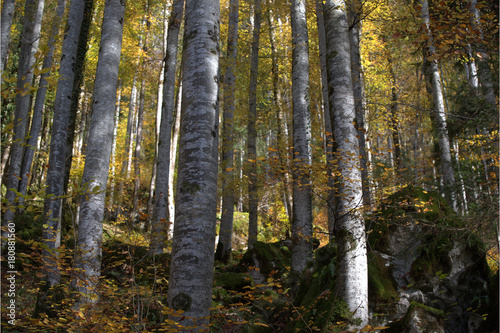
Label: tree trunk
xmin=215 ymin=0 xmax=238 ymax=263
xmin=0 ymin=0 xmax=16 ymax=71
xmin=168 ymin=80 xmax=182 ymax=240
xmin=388 ymin=53 xmax=402 ymax=172
xmin=349 ymin=2 xmax=370 ymax=208
xmin=324 ymin=0 xmax=368 ymax=325
xmin=132 ymin=79 xmax=146 ymax=222
xmin=72 ymin=0 xmax=125 ymax=306
xmin=290 ymin=0 xmax=313 ymax=275
xmin=107 ymin=81 xmax=122 ymax=218
xmin=150 ymin=0 xmax=184 ymax=255
xmin=316 ymin=0 xmax=335 ymax=237
xmin=2 ymin=0 xmax=45 ymax=242
xmin=167 ymin=0 xmax=219 ymax=326
xmin=18 ymin=0 xmax=66 ymax=203
xmin=469 ymin=0 xmax=497 ymax=110
xmin=246 ymin=0 xmax=262 ymax=249
xmin=420 ymin=0 xmax=458 ymax=213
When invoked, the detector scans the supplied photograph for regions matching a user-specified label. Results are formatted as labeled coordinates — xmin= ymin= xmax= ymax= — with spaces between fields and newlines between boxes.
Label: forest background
xmin=0 ymin=0 xmax=498 ymax=331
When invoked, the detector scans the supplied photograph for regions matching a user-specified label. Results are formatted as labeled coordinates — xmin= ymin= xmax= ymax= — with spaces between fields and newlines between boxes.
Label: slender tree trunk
xmin=72 ymin=0 xmax=125 ymax=306
xmin=0 ymin=0 xmax=16 ymax=72
xmin=290 ymin=0 xmax=312 ymax=275
xmin=349 ymin=2 xmax=370 ymax=208
xmin=388 ymin=54 xmax=402 ymax=172
xmin=132 ymin=79 xmax=146 ymax=222
xmin=268 ymin=8 xmax=293 ymax=228
xmin=215 ymin=0 xmax=238 ymax=263
xmin=420 ymin=0 xmax=458 ymax=213
xmin=107 ymin=81 xmax=122 ymax=217
xmin=246 ymin=0 xmax=262 ymax=248
xmin=324 ymin=0 xmax=368 ymax=325
xmin=150 ymin=0 xmax=184 ymax=255
xmin=2 ymin=0 xmax=45 ymax=241
xmin=316 ymin=0 xmax=335 ymax=237
xmin=168 ymin=80 xmax=182 ymax=239
xmin=167 ymin=0 xmax=219 ymax=326
xmin=18 ymin=0 xmax=67 ymax=202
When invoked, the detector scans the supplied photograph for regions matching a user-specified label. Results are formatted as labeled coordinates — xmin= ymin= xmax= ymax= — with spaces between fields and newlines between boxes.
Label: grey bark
xmin=168 ymin=80 xmax=182 ymax=239
xmin=215 ymin=0 xmax=238 ymax=263
xmin=2 ymin=0 xmax=45 ymax=242
xmin=72 ymin=0 xmax=125 ymax=306
xmin=0 ymin=0 xmax=16 ymax=71
xmin=246 ymin=0 xmax=262 ymax=248
xmin=42 ymin=0 xmax=92 ymax=286
xmin=150 ymin=0 xmax=184 ymax=255
xmin=324 ymin=0 xmax=368 ymax=325
xmin=316 ymin=0 xmax=335 ymax=237
xmin=132 ymin=79 xmax=146 ymax=221
xmin=107 ymin=81 xmax=122 ymax=216
xmin=469 ymin=0 xmax=497 ymax=109
xmin=18 ymin=0 xmax=67 ymax=202
xmin=290 ymin=0 xmax=313 ymax=275
xmin=167 ymin=0 xmax=219 ymax=327
xmin=420 ymin=0 xmax=458 ymax=213
xmin=348 ymin=2 xmax=370 ymax=207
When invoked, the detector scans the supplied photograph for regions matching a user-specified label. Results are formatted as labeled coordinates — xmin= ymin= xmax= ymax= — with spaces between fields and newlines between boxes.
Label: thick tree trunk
xmin=72 ymin=0 xmax=125 ymax=306
xmin=2 ymin=0 xmax=45 ymax=242
xmin=167 ymin=0 xmax=219 ymax=327
xmin=246 ymin=0 xmax=262 ymax=248
xmin=41 ymin=0 xmax=93 ymax=286
xmin=316 ymin=0 xmax=335 ymax=237
xmin=0 ymin=0 xmax=16 ymax=71
xmin=290 ymin=0 xmax=313 ymax=275
xmin=324 ymin=0 xmax=368 ymax=325
xmin=18 ymin=0 xmax=66 ymax=203
xmin=150 ymin=0 xmax=184 ymax=255
xmin=216 ymin=0 xmax=239 ymax=263
xmin=420 ymin=0 xmax=458 ymax=213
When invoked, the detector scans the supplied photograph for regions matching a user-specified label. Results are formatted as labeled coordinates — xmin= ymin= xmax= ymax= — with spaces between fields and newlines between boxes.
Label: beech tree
xmin=420 ymin=0 xmax=458 ymax=213
xmin=166 ymin=0 xmax=220 ymax=327
xmin=2 ymin=0 xmax=45 ymax=242
xmin=246 ymin=0 xmax=262 ymax=248
xmin=150 ymin=0 xmax=184 ymax=255
xmin=290 ymin=0 xmax=313 ymax=274
xmin=216 ymin=0 xmax=239 ymax=262
xmin=72 ymin=0 xmax=126 ymax=305
xmin=0 ymin=0 xmax=16 ymax=72
xmin=324 ymin=0 xmax=368 ymax=325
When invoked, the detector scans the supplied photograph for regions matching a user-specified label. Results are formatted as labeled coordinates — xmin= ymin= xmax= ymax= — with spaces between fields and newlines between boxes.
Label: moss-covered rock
xmin=214 ymin=272 xmax=254 ymax=292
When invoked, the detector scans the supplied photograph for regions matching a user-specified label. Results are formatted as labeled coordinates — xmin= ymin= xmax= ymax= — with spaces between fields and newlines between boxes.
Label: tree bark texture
xmin=420 ymin=0 xmax=458 ymax=213
xmin=0 ymin=0 xmax=16 ymax=71
xmin=167 ymin=0 xmax=220 ymax=327
xmin=18 ymin=0 xmax=66 ymax=202
xmin=150 ymin=0 xmax=184 ymax=255
xmin=324 ymin=0 xmax=368 ymax=325
xmin=316 ymin=0 xmax=336 ymax=237
xmin=72 ymin=0 xmax=125 ymax=305
xmin=246 ymin=0 xmax=262 ymax=249
xmin=348 ymin=2 xmax=370 ymax=207
xmin=2 ymin=0 xmax=45 ymax=241
xmin=216 ymin=0 xmax=239 ymax=263
xmin=290 ymin=0 xmax=313 ymax=275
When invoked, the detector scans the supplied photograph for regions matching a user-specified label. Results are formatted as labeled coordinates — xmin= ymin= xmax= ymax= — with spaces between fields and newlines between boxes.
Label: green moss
xmin=241 ymin=241 xmax=291 ymax=277
xmin=171 ymin=292 xmax=192 ymax=312
xmin=214 ymin=272 xmax=254 ymax=291
xmin=408 ymin=301 xmax=444 ymax=317
xmin=368 ymin=253 xmax=398 ymax=303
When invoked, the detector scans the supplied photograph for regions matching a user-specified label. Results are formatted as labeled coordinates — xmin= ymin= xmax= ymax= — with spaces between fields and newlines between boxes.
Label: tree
xmin=2 ymin=0 xmax=45 ymax=243
xmin=42 ymin=0 xmax=92 ymax=286
xmin=420 ymin=0 xmax=458 ymax=213
xmin=324 ymin=0 xmax=368 ymax=325
xmin=72 ymin=0 xmax=126 ymax=305
xmin=18 ymin=0 xmax=67 ymax=204
xmin=246 ymin=0 xmax=262 ymax=248
xmin=150 ymin=0 xmax=184 ymax=255
xmin=290 ymin=0 xmax=313 ymax=274
xmin=216 ymin=0 xmax=239 ymax=263
xmin=0 ymin=0 xmax=16 ymax=72
xmin=166 ymin=0 xmax=220 ymax=327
